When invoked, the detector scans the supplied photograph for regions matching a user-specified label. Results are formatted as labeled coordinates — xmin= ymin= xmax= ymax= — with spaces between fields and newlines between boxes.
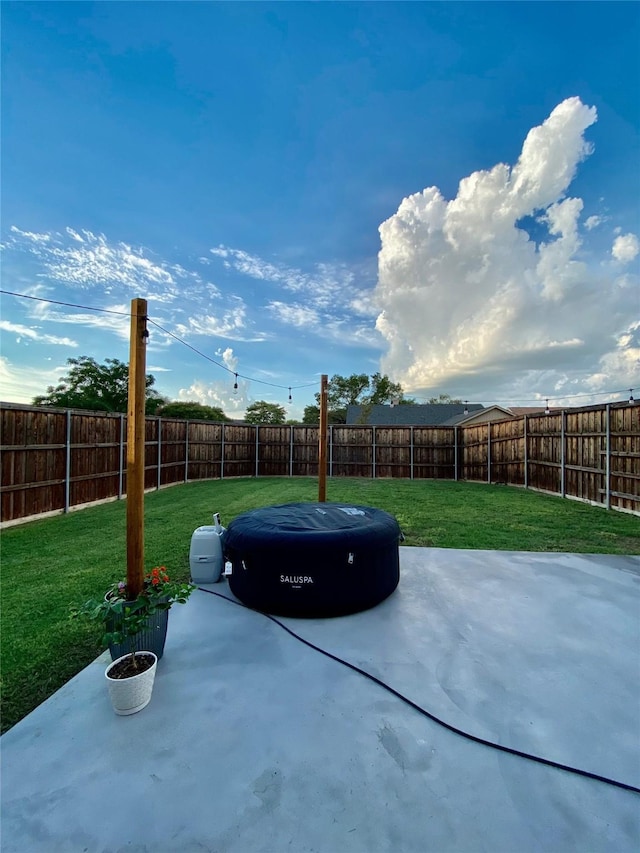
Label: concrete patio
xmin=2 ymin=546 xmax=639 ymax=852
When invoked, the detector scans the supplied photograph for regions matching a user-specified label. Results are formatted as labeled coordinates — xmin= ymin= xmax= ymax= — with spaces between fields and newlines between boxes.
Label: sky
xmin=1 ymin=1 xmax=638 ymax=420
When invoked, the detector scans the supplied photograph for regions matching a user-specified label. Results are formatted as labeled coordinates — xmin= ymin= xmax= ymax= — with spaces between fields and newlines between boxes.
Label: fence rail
xmin=1 ymin=401 xmax=638 ymax=523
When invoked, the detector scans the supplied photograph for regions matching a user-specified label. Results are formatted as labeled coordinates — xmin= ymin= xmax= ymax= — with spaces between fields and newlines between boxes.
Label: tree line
xmin=30 ymin=356 xmax=459 ymax=424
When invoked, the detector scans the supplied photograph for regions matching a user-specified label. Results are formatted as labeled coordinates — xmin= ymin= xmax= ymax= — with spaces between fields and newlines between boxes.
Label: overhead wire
xmin=145 ymin=317 xmax=317 ymax=390
xmin=409 ymin=388 xmax=637 ymax=405
xmin=0 ymin=288 xmax=318 ymax=393
xmin=0 ymin=288 xmax=634 ymax=404
xmin=0 ymin=289 xmax=131 ymax=316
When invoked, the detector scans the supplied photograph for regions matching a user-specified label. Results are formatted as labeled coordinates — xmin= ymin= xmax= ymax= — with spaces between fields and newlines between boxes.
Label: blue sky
xmin=1 ymin=1 xmax=638 ymax=419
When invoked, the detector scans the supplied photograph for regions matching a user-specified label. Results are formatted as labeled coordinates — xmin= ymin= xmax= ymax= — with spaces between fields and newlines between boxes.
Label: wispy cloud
xmin=9 ymin=226 xmax=51 ymax=243
xmin=0 ymin=356 xmax=66 ymax=402
xmin=210 ymin=245 xmax=381 ymax=346
xmin=267 ymin=301 xmax=320 ymax=328
xmin=210 ymin=246 xmax=359 ymax=306
xmin=175 ymin=300 xmax=269 ymax=342
xmin=28 ymin=299 xmax=132 ymax=341
xmin=3 ymin=227 xmax=220 ymax=305
xmin=266 ymin=300 xmax=383 ymax=348
xmin=0 ymin=320 xmax=77 ymax=346
xmin=584 ymin=215 xmax=606 ymax=231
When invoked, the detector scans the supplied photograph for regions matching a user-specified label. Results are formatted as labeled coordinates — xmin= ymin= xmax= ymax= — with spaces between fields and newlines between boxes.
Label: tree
xmin=427 ymin=394 xmax=463 ymax=404
xmin=244 ymin=401 xmax=286 ymax=424
xmin=304 ymin=372 xmax=407 ymax=424
xmin=302 ymin=405 xmax=347 ymax=425
xmin=32 ymin=356 xmax=164 ymax=414
xmin=156 ymin=401 xmax=230 ymax=421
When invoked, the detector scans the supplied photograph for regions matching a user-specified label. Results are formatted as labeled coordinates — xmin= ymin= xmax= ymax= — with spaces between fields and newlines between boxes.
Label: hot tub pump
xmin=189 ymin=512 xmax=227 ymax=584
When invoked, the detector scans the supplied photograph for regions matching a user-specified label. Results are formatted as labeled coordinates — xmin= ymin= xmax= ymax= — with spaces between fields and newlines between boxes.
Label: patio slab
xmin=1 ymin=547 xmax=639 ymax=852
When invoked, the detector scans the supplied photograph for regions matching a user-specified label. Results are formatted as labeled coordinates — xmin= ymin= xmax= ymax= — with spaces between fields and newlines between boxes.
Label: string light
xmin=0 ymin=290 xmax=317 ymax=394
xmin=463 ymin=400 xmax=469 ymax=415
xmin=545 ymin=399 xmax=550 ymax=415
xmin=233 ymin=374 xmax=238 ymax=393
xmin=1 ymin=289 xmax=636 ymax=407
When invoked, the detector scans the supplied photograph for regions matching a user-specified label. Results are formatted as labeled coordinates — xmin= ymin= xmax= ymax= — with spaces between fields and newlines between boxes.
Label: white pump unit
xmin=189 ymin=513 xmax=225 ymax=584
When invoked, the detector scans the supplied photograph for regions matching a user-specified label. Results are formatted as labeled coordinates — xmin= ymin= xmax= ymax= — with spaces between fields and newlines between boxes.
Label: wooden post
xmin=64 ymin=409 xmax=71 ymax=512
xmin=126 ymin=297 xmax=147 ymax=599
xmin=372 ymin=426 xmax=377 ymax=479
xmin=318 ymin=374 xmax=328 ymax=502
xmin=156 ymin=417 xmax=162 ymax=490
xmin=329 ymin=424 xmax=333 ymax=479
xmin=410 ymin=426 xmax=414 ymax=480
xmin=523 ymin=415 xmax=528 ymax=489
xmin=289 ymin=425 xmax=294 ymax=477
xmin=255 ymin=426 xmax=259 ymax=477
xmin=453 ymin=426 xmax=458 ymax=481
xmin=605 ymin=403 xmax=611 ymax=510
xmin=560 ymin=410 xmax=566 ymax=498
xmin=220 ymin=423 xmax=225 ymax=480
xmin=118 ymin=413 xmax=125 ymax=498
xmin=184 ymin=421 xmax=189 ymax=483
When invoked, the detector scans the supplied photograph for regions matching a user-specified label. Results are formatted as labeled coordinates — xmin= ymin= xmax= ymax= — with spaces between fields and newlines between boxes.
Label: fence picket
xmin=1 ymin=402 xmax=637 ymax=522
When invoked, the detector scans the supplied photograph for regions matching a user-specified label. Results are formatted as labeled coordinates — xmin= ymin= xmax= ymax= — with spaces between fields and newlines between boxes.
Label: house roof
xmin=441 ymin=405 xmax=515 ymax=426
xmin=346 ymin=403 xmax=484 ymax=426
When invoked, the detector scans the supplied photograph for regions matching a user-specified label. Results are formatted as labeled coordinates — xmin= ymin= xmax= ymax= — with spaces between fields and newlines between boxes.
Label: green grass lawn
xmin=2 ymin=477 xmax=638 ymax=733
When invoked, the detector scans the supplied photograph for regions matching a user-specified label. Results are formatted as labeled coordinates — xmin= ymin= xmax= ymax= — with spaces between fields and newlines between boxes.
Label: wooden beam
xmin=318 ymin=374 xmax=328 ymax=502
xmin=126 ymin=297 xmax=148 ymax=598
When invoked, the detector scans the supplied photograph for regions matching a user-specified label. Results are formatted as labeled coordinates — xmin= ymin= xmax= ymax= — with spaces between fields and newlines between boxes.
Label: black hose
xmin=198 ymin=586 xmax=640 ymax=796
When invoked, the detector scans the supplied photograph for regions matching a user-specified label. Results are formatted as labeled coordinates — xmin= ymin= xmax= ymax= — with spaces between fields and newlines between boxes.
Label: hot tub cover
xmin=223 ymin=502 xmax=401 ymax=617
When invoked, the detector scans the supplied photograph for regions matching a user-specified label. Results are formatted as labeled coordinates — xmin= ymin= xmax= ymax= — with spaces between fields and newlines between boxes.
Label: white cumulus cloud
xmin=374 ymin=97 xmax=639 ymax=400
xmin=612 ymin=233 xmax=639 ymax=263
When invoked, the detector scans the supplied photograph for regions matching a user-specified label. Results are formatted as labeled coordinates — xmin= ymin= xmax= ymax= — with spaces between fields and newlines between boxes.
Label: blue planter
xmin=107 ymin=603 xmax=170 ymax=662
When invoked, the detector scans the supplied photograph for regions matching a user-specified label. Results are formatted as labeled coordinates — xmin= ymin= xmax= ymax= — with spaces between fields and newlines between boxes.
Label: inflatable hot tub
xmin=223 ymin=502 xmax=401 ymax=617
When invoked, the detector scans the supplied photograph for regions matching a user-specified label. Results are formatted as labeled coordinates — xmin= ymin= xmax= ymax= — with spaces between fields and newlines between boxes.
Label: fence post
xmin=560 ymin=411 xmax=566 ymax=498
xmin=118 ymin=413 xmax=125 ymax=498
xmin=372 ymin=426 xmax=376 ymax=479
xmin=157 ymin=417 xmax=162 ymax=490
xmin=487 ymin=424 xmax=492 ymax=483
xmin=255 ymin=426 xmax=259 ymax=477
xmin=184 ymin=421 xmax=189 ymax=483
xmin=220 ymin=423 xmax=225 ymax=480
xmin=454 ymin=426 xmax=458 ymax=481
xmin=605 ymin=404 xmax=611 ymax=510
xmin=410 ymin=426 xmax=414 ymax=480
xmin=523 ymin=416 xmax=528 ymax=489
xmin=64 ymin=410 xmax=71 ymax=512
xmin=318 ymin=375 xmax=328 ymax=501
xmin=329 ymin=424 xmax=333 ymax=478
xmin=289 ymin=425 xmax=294 ymax=477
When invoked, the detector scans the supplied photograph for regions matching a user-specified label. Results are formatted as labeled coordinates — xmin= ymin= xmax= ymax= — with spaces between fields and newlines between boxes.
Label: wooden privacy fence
xmin=1 ymin=401 xmax=638 ymax=522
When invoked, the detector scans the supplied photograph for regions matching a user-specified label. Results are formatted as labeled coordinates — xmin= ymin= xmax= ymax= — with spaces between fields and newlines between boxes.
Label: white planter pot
xmin=105 ymin=652 xmax=158 ymax=716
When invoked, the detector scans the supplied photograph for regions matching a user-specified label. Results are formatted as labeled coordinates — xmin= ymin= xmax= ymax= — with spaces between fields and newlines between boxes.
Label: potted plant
xmin=103 ymin=566 xmax=195 ymax=661
xmin=77 ymin=567 xmax=195 ymax=715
